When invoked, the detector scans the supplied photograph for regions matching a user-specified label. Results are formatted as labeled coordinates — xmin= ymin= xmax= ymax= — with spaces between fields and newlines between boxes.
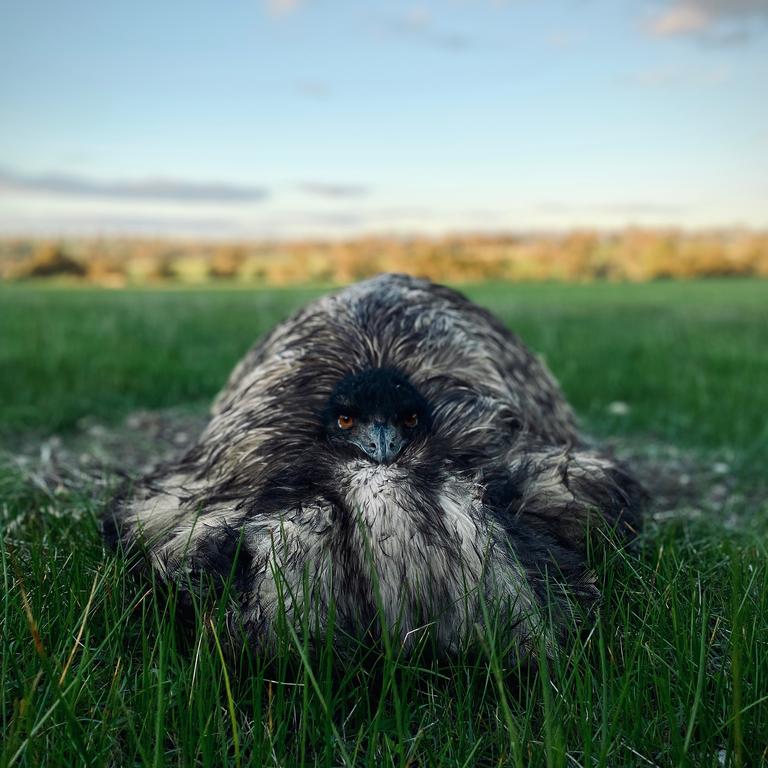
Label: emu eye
xmin=403 ymin=413 xmax=418 ymax=429
xmin=337 ymin=414 xmax=355 ymax=430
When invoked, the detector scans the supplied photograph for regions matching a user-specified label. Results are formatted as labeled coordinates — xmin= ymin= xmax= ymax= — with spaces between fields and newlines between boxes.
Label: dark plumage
xmin=107 ymin=274 xmax=644 ymax=656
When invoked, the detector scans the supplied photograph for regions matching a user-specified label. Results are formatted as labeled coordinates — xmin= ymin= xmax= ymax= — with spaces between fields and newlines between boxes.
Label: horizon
xmin=3 ymin=224 xmax=768 ymax=246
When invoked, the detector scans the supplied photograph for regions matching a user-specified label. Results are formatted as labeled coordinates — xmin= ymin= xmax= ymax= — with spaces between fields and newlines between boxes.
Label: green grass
xmin=2 ymin=279 xmax=767 ymax=766
xmin=2 ymin=280 xmax=767 ymax=465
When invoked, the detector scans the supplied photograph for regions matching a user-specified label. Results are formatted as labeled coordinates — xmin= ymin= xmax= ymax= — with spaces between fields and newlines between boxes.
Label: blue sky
xmin=1 ymin=0 xmax=767 ymax=238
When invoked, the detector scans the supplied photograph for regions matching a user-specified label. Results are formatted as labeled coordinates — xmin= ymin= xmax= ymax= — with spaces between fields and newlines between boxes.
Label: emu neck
xmin=337 ymin=459 xmax=485 ymax=649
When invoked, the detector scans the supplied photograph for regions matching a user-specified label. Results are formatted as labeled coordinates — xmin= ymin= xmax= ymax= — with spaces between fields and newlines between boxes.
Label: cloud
xmin=298 ymin=182 xmax=370 ymax=199
xmin=0 ymin=213 xmax=245 ymax=237
xmin=648 ymin=0 xmax=768 ymax=39
xmin=535 ymin=201 xmax=690 ymax=216
xmin=265 ymin=0 xmax=301 ymax=16
xmin=651 ymin=4 xmax=710 ymax=35
xmin=401 ymin=6 xmax=431 ymax=29
xmin=295 ymin=81 xmax=331 ymax=99
xmin=0 ymin=167 xmax=269 ymax=203
xmin=625 ymin=65 xmax=729 ymax=87
xmin=386 ymin=6 xmax=472 ymax=51
xmin=545 ymin=30 xmax=582 ymax=49
xmin=599 ymin=202 xmax=690 ymax=215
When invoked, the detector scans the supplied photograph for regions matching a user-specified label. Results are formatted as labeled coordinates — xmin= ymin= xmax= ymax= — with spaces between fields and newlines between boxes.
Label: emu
xmin=106 ymin=274 xmax=643 ymax=657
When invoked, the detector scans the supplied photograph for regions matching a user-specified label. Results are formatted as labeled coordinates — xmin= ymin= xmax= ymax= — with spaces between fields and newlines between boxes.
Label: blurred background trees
xmin=1 ymin=229 xmax=766 ymax=286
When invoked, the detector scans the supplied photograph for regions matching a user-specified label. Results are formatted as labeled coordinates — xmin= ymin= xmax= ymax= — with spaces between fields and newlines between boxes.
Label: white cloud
xmin=266 ymin=0 xmax=301 ymax=16
xmin=650 ymin=4 xmax=711 ymax=36
xmin=299 ymin=183 xmax=370 ymax=198
xmin=401 ymin=6 xmax=432 ymax=29
xmin=648 ymin=0 xmax=768 ymax=38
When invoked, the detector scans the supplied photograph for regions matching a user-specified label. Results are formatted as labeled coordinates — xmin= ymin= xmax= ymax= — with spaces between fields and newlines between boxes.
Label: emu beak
xmin=360 ymin=423 xmax=405 ymax=464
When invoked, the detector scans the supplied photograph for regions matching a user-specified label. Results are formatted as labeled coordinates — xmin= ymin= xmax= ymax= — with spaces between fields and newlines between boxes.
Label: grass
xmin=2 ymin=279 xmax=767 ymax=464
xmin=1 ymin=278 xmax=767 ymax=766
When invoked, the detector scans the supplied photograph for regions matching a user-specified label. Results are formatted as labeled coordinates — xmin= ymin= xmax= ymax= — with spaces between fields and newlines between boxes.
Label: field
xmin=1 ymin=279 xmax=767 ymax=767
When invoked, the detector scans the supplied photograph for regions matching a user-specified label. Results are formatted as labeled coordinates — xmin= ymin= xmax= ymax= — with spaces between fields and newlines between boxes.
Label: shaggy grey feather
xmin=107 ymin=274 xmax=643 ymax=656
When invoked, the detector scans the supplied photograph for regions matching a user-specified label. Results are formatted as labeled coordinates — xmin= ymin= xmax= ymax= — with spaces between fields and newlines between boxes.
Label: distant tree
xmin=209 ymin=245 xmax=246 ymax=279
xmin=21 ymin=243 xmax=86 ymax=278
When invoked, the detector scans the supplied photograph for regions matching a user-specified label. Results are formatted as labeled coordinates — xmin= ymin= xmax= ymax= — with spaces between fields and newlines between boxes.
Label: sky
xmin=1 ymin=0 xmax=767 ymax=239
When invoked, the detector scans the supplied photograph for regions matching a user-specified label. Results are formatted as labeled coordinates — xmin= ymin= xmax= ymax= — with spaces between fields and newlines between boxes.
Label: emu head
xmin=321 ymin=368 xmax=432 ymax=464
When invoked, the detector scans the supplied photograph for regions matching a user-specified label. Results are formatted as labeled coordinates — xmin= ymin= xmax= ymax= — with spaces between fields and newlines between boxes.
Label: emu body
xmin=107 ymin=274 xmax=643 ymax=655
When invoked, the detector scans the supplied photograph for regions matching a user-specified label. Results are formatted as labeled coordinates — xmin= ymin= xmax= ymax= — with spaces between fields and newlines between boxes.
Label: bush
xmin=18 ymin=243 xmax=86 ymax=278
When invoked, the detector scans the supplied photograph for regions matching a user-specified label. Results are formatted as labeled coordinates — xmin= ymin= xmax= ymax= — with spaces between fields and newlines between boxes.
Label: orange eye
xmin=337 ymin=414 xmax=354 ymax=430
xmin=403 ymin=413 xmax=418 ymax=429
